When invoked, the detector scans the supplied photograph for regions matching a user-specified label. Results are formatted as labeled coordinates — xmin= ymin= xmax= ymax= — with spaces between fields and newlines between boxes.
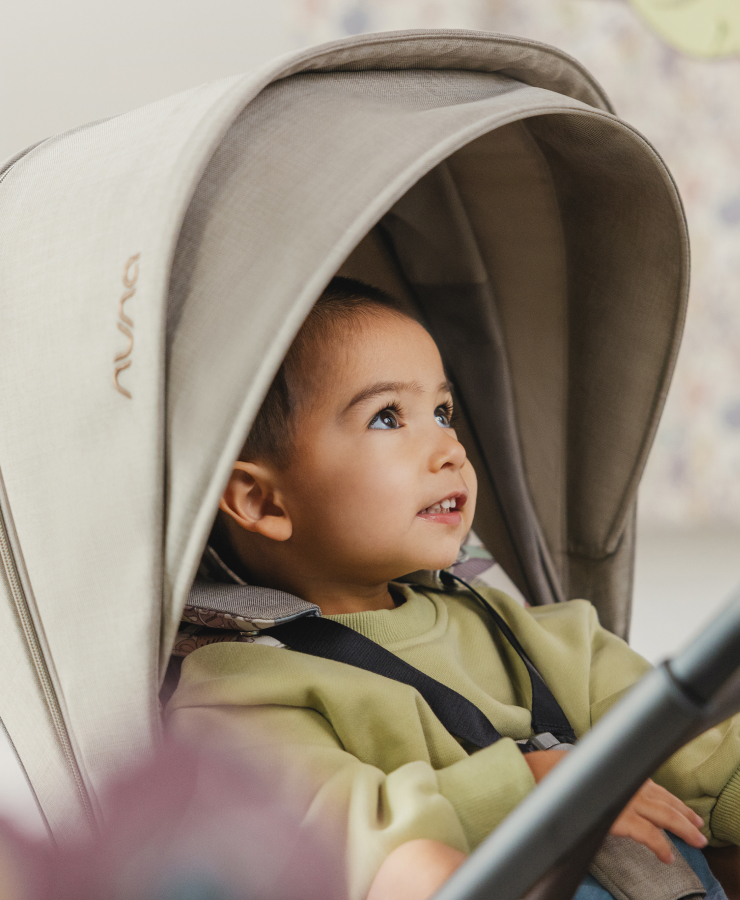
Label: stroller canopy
xmin=0 ymin=30 xmax=688 ymax=834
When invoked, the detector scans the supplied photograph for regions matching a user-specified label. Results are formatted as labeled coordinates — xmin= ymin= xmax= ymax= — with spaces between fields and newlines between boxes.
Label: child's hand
xmin=523 ymin=747 xmax=570 ymax=782
xmin=609 ymin=778 xmax=706 ymax=863
xmin=524 ymin=750 xmax=707 ymax=864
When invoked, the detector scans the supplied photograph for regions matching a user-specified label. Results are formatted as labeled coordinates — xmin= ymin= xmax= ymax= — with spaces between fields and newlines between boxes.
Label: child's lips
xmin=417 ymin=509 xmax=463 ymax=524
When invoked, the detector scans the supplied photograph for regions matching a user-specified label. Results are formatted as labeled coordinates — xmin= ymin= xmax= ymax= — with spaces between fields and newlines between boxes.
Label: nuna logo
xmin=113 ymin=254 xmax=140 ymax=399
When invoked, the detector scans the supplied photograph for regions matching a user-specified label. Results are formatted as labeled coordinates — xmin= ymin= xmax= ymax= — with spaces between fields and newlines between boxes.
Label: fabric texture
xmin=590 ymin=835 xmax=705 ymax=900
xmin=166 ymin=584 xmax=740 ymax=900
xmin=185 ymin=581 xmax=318 ymax=631
xmin=579 ymin=836 xmax=726 ymax=900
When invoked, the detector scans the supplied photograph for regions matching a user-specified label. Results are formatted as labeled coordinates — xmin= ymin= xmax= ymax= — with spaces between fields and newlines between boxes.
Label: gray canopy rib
xmin=0 ymin=30 xmax=687 ymax=832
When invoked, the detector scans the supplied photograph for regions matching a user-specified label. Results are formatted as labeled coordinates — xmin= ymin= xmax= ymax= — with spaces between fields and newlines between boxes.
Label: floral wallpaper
xmin=286 ymin=0 xmax=740 ymax=526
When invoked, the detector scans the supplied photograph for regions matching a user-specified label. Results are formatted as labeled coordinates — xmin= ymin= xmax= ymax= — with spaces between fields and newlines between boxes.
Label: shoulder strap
xmin=265 ymin=616 xmax=503 ymax=749
xmin=446 ymin=574 xmax=576 ymax=745
xmin=266 ymin=577 xmax=576 ymax=749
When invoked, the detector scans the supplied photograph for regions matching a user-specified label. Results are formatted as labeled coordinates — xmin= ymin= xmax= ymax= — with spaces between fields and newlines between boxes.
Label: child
xmin=166 ymin=278 xmax=740 ymax=900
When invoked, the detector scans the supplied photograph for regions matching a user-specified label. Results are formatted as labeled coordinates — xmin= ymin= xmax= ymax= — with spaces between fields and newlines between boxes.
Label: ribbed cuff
xmin=436 ymin=737 xmax=536 ymax=849
xmin=711 ymin=764 xmax=740 ymax=844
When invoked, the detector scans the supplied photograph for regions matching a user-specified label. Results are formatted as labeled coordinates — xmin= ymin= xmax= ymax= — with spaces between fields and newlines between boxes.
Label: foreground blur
xmin=0 ymin=741 xmax=341 ymax=900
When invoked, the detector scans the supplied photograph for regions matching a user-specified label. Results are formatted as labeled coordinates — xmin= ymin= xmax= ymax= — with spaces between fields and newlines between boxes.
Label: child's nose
xmin=429 ymin=428 xmax=467 ymax=472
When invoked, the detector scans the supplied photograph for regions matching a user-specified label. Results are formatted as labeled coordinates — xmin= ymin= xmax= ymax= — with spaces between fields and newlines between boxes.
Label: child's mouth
xmin=417 ymin=493 xmax=466 ymax=523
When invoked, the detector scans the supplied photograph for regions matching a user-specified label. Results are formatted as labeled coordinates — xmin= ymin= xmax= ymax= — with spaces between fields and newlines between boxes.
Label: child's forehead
xmin=299 ymin=310 xmax=447 ymax=403
xmin=323 ymin=310 xmax=437 ymax=366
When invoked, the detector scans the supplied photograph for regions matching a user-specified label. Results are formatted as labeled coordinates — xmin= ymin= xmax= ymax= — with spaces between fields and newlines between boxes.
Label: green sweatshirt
xmin=167 ymin=583 xmax=740 ymax=900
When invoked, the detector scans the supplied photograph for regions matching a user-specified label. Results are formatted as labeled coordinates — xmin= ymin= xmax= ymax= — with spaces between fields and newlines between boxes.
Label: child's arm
xmin=167 ymin=639 xmax=546 ymax=900
xmin=367 ymin=840 xmax=467 ymax=900
xmin=364 ymin=753 xmax=709 ymax=900
xmin=168 ymin=698 xmax=536 ymax=900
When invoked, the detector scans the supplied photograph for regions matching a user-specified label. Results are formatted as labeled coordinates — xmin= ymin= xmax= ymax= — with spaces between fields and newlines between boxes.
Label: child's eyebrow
xmin=343 ymin=379 xmax=453 ymax=415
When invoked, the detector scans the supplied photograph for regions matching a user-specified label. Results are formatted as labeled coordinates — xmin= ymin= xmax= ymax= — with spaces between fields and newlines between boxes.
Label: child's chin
xmin=410 ymin=547 xmax=461 ymax=574
xmin=386 ymin=537 xmax=464 ymax=580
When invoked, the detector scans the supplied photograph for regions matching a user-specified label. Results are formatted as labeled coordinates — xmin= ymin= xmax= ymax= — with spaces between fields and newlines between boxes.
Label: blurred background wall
xmin=1 ymin=0 xmax=739 ymax=830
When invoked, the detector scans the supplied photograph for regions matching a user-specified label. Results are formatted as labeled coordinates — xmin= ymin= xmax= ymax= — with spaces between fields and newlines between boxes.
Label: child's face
xmin=279 ymin=311 xmax=477 ymax=583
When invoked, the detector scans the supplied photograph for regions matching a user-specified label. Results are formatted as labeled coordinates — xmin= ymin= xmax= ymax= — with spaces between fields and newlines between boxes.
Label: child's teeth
xmin=422 ymin=498 xmax=461 ymax=515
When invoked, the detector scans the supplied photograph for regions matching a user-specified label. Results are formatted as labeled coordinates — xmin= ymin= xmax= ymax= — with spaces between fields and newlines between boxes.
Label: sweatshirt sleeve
xmin=167 ymin=645 xmax=536 ymax=900
xmin=653 ymin=715 xmax=740 ymax=845
xmin=574 ymin=602 xmax=740 ymax=846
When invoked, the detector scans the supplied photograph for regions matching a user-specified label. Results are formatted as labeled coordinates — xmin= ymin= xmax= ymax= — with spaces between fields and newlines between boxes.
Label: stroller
xmin=1 ymin=26 xmax=737 ymax=900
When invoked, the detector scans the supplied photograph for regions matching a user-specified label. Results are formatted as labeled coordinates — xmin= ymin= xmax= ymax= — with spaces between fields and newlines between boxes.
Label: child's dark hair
xmin=241 ymin=277 xmax=411 ymax=468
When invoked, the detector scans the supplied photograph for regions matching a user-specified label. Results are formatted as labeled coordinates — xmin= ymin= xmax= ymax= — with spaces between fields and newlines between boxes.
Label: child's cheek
xmin=462 ymin=459 xmax=478 ymax=521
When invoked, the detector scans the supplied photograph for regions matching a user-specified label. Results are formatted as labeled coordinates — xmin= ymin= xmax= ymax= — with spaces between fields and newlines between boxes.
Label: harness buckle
xmin=517 ymin=732 xmax=576 ymax=754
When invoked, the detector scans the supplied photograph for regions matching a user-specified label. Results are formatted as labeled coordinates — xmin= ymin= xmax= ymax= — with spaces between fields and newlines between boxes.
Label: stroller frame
xmin=0 ymin=28 xmax=690 ymax=869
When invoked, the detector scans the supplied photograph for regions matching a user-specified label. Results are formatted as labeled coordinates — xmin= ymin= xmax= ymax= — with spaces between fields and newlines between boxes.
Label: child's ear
xmin=219 ymin=461 xmax=292 ymax=542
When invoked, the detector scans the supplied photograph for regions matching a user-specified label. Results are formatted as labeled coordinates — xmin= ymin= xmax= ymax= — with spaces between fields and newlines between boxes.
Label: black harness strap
xmin=266 ymin=576 xmax=576 ymax=750
xmin=266 ymin=615 xmax=503 ymax=749
xmin=446 ymin=574 xmax=576 ymax=745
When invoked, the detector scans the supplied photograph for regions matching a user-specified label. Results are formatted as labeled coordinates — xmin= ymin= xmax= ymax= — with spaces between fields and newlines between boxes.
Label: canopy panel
xmin=0 ymin=30 xmax=687 ymax=833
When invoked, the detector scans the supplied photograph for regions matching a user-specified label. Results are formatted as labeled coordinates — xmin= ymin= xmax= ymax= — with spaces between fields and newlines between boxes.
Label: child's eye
xmin=369 ymin=407 xmax=401 ymax=430
xmin=435 ymin=404 xmax=453 ymax=428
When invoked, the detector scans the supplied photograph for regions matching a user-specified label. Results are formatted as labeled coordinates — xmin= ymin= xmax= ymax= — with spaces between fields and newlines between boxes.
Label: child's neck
xmin=228 ymin=540 xmax=399 ymax=614
xmin=295 ymin=580 xmax=397 ymax=616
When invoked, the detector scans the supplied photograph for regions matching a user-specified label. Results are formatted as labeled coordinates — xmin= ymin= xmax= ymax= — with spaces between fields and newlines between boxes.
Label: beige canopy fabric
xmin=0 ymin=29 xmax=688 ymax=835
